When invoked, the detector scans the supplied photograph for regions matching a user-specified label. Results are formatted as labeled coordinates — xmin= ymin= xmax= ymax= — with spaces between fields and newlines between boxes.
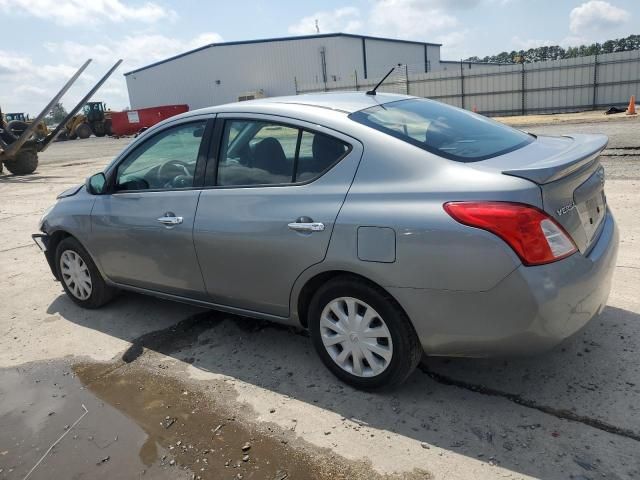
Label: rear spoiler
xmin=502 ymin=134 xmax=608 ymax=184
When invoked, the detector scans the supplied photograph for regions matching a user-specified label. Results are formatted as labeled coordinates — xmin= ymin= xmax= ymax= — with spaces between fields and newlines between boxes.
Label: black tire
xmin=55 ymin=237 xmax=116 ymax=309
xmin=75 ymin=123 xmax=91 ymax=139
xmin=92 ymin=122 xmax=106 ymax=137
xmin=3 ymin=150 xmax=38 ymax=175
xmin=104 ymin=119 xmax=112 ymax=136
xmin=308 ymin=275 xmax=422 ymax=390
xmin=7 ymin=120 xmax=28 ymax=136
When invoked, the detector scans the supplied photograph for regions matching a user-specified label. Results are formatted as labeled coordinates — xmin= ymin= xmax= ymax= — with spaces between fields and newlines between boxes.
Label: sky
xmin=0 ymin=0 xmax=637 ymax=115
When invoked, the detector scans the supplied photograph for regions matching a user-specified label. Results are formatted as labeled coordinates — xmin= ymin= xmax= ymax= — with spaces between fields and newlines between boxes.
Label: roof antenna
xmin=366 ymin=66 xmax=395 ymax=95
xmin=315 ymin=19 xmax=320 ymax=33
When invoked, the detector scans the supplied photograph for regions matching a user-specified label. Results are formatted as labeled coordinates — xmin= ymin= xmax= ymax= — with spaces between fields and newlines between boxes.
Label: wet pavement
xmin=0 ymin=352 xmax=429 ymax=480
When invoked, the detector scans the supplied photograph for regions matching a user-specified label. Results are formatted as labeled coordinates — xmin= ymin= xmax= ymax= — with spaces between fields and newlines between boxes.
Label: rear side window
xmin=297 ymin=131 xmax=348 ymax=182
xmin=349 ymin=98 xmax=533 ymax=162
xmin=216 ymin=119 xmax=349 ymax=186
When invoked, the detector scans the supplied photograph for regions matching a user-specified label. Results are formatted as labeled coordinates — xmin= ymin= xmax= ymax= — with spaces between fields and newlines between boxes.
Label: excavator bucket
xmin=41 ymin=59 xmax=123 ymax=151
xmin=1 ymin=59 xmax=92 ymax=159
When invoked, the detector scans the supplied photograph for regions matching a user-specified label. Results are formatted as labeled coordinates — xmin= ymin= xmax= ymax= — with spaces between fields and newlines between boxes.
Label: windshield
xmin=349 ymin=98 xmax=533 ymax=162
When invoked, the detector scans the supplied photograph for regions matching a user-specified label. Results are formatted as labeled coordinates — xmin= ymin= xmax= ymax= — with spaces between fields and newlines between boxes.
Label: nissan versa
xmin=33 ymin=92 xmax=618 ymax=389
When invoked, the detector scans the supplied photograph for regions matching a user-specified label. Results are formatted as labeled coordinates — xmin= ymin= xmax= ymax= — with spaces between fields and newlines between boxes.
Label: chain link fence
xmin=295 ymin=50 xmax=640 ymax=116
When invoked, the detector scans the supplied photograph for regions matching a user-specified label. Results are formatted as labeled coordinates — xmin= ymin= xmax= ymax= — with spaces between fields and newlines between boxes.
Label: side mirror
xmin=86 ymin=172 xmax=107 ymax=195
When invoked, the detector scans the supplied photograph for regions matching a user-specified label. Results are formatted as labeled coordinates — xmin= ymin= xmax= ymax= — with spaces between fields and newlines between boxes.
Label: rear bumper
xmin=390 ymin=210 xmax=619 ymax=357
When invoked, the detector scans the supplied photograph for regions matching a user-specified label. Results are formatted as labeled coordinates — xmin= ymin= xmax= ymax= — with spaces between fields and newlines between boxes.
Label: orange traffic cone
xmin=626 ymin=95 xmax=636 ymax=115
xmin=472 ymin=105 xmax=478 ymax=113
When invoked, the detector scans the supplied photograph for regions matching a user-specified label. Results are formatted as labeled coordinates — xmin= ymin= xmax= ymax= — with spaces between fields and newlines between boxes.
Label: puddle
xmin=0 ymin=361 xmax=184 ymax=480
xmin=1 ymin=358 xmax=429 ymax=479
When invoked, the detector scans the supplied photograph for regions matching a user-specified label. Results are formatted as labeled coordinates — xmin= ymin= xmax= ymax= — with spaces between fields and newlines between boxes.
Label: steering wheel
xmin=157 ymin=160 xmax=191 ymax=187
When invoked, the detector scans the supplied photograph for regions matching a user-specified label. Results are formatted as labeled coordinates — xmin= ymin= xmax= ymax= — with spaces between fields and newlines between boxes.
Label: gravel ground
xmin=1 ymin=118 xmax=639 ymax=480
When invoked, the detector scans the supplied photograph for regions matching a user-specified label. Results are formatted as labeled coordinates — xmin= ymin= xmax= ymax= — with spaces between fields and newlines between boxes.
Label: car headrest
xmin=252 ymin=137 xmax=288 ymax=175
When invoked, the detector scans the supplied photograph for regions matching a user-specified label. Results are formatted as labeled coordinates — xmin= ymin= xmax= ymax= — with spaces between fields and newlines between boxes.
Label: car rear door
xmin=90 ymin=117 xmax=213 ymax=298
xmin=193 ymin=113 xmax=363 ymax=317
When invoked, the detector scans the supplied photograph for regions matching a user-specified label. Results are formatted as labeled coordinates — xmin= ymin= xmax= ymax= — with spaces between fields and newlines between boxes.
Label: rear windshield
xmin=349 ymin=98 xmax=533 ymax=162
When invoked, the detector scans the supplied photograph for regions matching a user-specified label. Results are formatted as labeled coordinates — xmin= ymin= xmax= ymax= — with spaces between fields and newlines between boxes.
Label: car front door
xmin=193 ymin=114 xmax=363 ymax=317
xmin=90 ymin=117 xmax=212 ymax=298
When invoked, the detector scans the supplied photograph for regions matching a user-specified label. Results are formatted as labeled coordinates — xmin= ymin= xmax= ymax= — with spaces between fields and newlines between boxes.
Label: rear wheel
xmin=55 ymin=237 xmax=115 ymax=308
xmin=92 ymin=122 xmax=106 ymax=137
xmin=3 ymin=150 xmax=38 ymax=175
xmin=104 ymin=119 xmax=112 ymax=136
xmin=308 ymin=276 xmax=422 ymax=390
xmin=75 ymin=123 xmax=91 ymax=139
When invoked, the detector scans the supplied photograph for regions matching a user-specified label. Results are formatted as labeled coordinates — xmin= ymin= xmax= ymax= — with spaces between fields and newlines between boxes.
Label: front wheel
xmin=308 ymin=276 xmax=422 ymax=390
xmin=75 ymin=123 xmax=91 ymax=139
xmin=55 ymin=237 xmax=116 ymax=308
xmin=3 ymin=149 xmax=38 ymax=175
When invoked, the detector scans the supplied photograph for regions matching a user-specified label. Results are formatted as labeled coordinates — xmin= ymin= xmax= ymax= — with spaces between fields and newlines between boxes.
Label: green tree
xmin=464 ymin=34 xmax=640 ymax=64
xmin=45 ymin=102 xmax=68 ymax=126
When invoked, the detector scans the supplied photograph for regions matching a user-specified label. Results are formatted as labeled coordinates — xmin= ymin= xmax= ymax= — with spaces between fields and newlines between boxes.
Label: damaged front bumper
xmin=32 ymin=232 xmax=59 ymax=280
xmin=32 ymin=233 xmax=49 ymax=252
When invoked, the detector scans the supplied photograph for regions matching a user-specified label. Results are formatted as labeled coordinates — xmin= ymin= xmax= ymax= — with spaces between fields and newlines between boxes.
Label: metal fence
xmin=295 ymin=50 xmax=640 ymax=116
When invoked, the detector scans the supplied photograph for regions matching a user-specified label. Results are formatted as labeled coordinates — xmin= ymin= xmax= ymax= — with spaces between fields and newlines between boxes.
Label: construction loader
xmin=2 ymin=112 xmax=49 ymax=140
xmin=0 ymin=59 xmax=122 ymax=175
xmin=61 ymin=102 xmax=112 ymax=140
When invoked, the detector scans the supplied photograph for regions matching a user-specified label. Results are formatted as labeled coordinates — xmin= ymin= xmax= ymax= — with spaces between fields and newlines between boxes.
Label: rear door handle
xmin=157 ymin=214 xmax=183 ymax=227
xmin=288 ymin=222 xmax=325 ymax=232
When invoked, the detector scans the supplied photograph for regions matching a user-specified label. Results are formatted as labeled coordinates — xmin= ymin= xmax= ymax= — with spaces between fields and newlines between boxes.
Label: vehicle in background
xmin=0 ymin=59 xmax=121 ymax=175
xmin=2 ymin=112 xmax=48 ymax=140
xmin=33 ymin=92 xmax=618 ymax=389
xmin=109 ymin=104 xmax=189 ymax=137
xmin=59 ymin=102 xmax=112 ymax=140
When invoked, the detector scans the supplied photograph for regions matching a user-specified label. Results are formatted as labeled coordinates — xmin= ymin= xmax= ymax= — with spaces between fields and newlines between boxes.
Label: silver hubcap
xmin=320 ymin=297 xmax=393 ymax=378
xmin=60 ymin=250 xmax=92 ymax=300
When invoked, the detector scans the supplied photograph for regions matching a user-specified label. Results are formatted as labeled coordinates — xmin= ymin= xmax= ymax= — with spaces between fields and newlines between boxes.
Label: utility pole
xmin=315 ymin=19 xmax=320 ymax=34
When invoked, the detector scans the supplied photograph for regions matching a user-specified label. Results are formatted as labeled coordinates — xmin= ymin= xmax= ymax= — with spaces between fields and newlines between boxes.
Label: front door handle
xmin=288 ymin=222 xmax=325 ymax=232
xmin=157 ymin=213 xmax=183 ymax=227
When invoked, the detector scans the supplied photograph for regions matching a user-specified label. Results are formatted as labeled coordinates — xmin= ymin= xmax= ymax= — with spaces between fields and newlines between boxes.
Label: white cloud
xmin=569 ymin=1 xmax=629 ymax=34
xmin=0 ymin=0 xmax=175 ymax=26
xmin=511 ymin=36 xmax=555 ymax=50
xmin=0 ymin=32 xmax=222 ymax=114
xmin=369 ymin=0 xmax=459 ymax=39
xmin=46 ymin=32 xmax=223 ymax=66
xmin=287 ymin=7 xmax=362 ymax=35
xmin=436 ymin=29 xmax=472 ymax=59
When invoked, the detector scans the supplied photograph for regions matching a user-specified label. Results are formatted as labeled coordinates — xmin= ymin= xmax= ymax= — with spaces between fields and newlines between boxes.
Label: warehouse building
xmin=124 ymin=33 xmax=443 ymax=109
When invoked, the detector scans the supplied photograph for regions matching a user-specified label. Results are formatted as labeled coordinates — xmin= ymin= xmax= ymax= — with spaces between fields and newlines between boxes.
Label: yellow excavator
xmin=0 ymin=59 xmax=122 ymax=175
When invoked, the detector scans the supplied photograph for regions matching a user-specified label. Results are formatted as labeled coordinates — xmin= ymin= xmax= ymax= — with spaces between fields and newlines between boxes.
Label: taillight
xmin=443 ymin=201 xmax=577 ymax=266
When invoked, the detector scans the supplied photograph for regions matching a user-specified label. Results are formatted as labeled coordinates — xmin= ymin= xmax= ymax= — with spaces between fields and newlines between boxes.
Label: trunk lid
xmin=476 ymin=134 xmax=608 ymax=253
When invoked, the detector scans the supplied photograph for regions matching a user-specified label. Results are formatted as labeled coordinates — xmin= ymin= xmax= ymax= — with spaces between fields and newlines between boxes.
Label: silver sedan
xmin=33 ymin=92 xmax=618 ymax=389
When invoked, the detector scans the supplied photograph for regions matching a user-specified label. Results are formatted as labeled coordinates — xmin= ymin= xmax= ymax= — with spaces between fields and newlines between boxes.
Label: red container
xmin=110 ymin=104 xmax=189 ymax=136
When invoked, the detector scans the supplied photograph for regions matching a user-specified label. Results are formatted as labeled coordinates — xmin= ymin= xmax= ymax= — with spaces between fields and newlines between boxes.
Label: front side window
xmin=216 ymin=120 xmax=349 ymax=186
xmin=116 ymin=121 xmax=206 ymax=191
xmin=349 ymin=99 xmax=533 ymax=162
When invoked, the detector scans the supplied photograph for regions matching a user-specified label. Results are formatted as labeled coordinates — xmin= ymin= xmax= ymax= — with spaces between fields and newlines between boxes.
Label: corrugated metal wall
xmin=126 ymin=36 xmax=364 ymax=109
xmin=298 ymin=50 xmax=640 ymax=116
xmin=125 ymin=36 xmax=441 ymax=110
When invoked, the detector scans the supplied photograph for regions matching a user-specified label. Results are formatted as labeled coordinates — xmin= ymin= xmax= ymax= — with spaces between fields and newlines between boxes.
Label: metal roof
xmin=248 ymin=91 xmax=413 ymax=113
xmin=179 ymin=91 xmax=414 ymax=116
xmin=123 ymin=33 xmax=442 ymax=76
